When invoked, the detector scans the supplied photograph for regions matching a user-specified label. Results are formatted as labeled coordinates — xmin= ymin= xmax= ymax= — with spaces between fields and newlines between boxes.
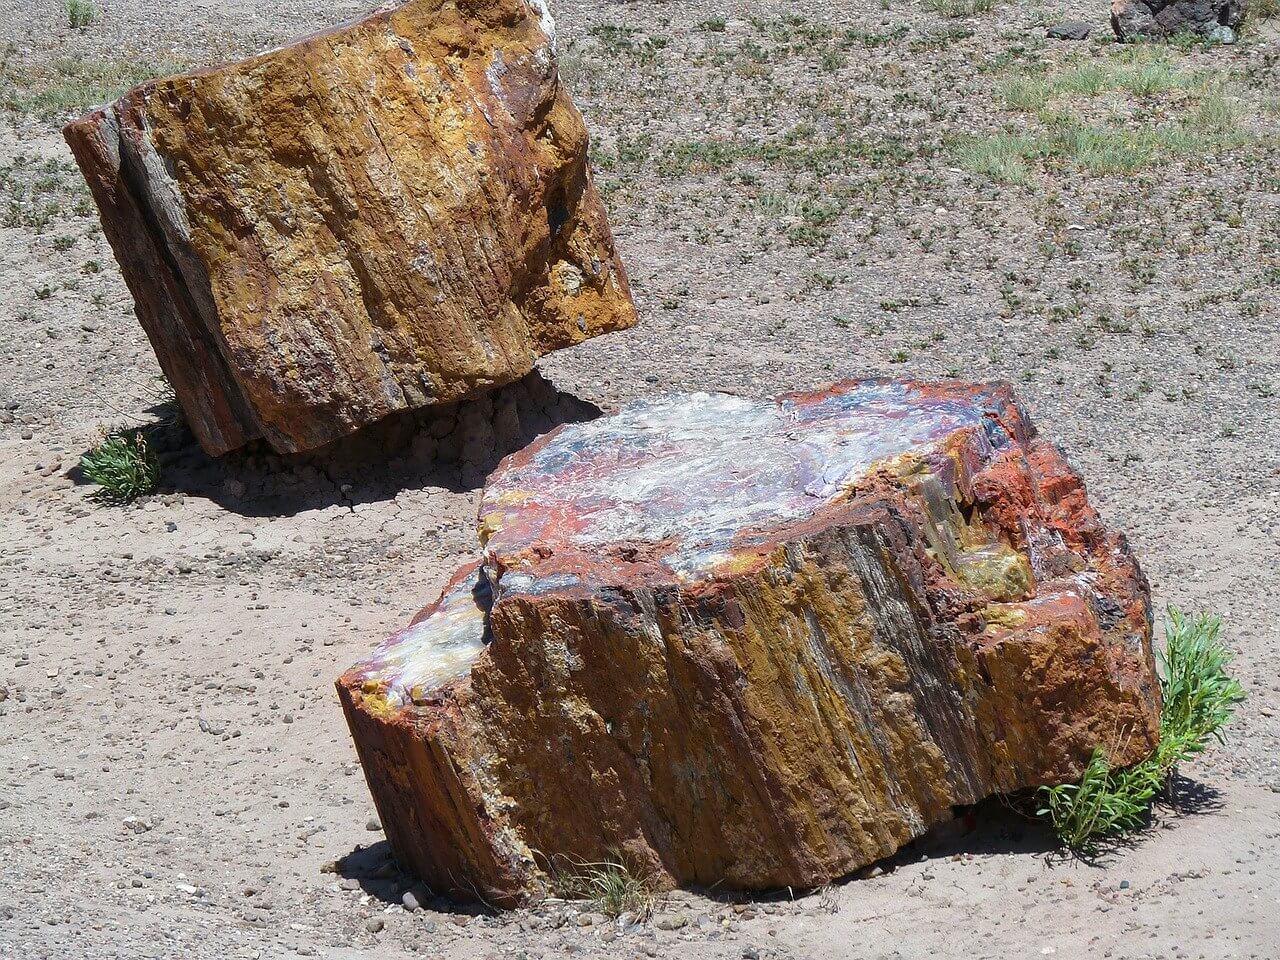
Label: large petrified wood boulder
xmin=1112 ymin=0 xmax=1247 ymax=43
xmin=64 ymin=0 xmax=636 ymax=456
xmin=338 ymin=380 xmax=1161 ymax=905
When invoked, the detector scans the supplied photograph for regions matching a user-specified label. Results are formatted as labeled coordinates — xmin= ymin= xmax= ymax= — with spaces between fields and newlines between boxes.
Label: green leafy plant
xmin=66 ymin=0 xmax=96 ymax=29
xmin=80 ymin=428 xmax=160 ymax=504
xmin=1038 ymin=609 xmax=1245 ymax=850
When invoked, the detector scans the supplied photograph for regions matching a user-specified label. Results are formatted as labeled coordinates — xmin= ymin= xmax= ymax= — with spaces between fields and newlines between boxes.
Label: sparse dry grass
xmin=1 ymin=52 xmax=183 ymax=118
xmin=959 ymin=48 xmax=1255 ymax=182
xmin=924 ymin=0 xmax=996 ymax=17
xmin=552 ymin=856 xmax=660 ymax=920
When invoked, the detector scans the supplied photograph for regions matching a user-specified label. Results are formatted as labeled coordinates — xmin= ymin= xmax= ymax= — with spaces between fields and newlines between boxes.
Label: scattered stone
xmin=366 ymin=818 xmax=382 ymax=832
xmin=338 ymin=380 xmax=1162 ymax=905
xmin=402 ymin=886 xmax=429 ymax=912
xmin=63 ymin=0 xmax=637 ymax=457
xmin=1046 ymin=21 xmax=1092 ymax=39
xmin=365 ymin=916 xmax=385 ymax=934
xmin=1111 ymin=0 xmax=1244 ymax=43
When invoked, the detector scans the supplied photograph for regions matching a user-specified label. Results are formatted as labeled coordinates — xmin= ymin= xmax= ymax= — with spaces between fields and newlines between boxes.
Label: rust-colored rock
xmin=338 ymin=380 xmax=1161 ymax=905
xmin=64 ymin=0 xmax=636 ymax=456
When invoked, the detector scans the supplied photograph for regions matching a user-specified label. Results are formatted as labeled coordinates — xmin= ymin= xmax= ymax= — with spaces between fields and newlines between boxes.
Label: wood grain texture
xmin=339 ymin=380 xmax=1162 ymax=905
xmin=64 ymin=0 xmax=636 ymax=455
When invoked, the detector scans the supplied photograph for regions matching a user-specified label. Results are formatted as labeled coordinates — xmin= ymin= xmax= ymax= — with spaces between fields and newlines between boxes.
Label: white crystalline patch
xmin=487 ymin=383 xmax=995 ymax=576
xmin=353 ymin=383 xmax=1004 ymax=702
xmin=353 ymin=573 xmax=488 ymax=704
xmin=527 ymin=0 xmax=557 ymax=51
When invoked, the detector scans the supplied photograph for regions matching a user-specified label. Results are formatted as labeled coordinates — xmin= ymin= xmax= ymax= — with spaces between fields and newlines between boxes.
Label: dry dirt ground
xmin=2 ymin=0 xmax=1279 ymax=958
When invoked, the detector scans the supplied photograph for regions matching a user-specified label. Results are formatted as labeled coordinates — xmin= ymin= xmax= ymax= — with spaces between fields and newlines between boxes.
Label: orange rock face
xmin=64 ymin=0 xmax=636 ymax=455
xmin=338 ymin=380 xmax=1162 ymax=905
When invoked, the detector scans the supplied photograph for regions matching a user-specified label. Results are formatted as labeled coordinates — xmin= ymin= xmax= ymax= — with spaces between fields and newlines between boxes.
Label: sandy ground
xmin=1 ymin=0 xmax=1279 ymax=958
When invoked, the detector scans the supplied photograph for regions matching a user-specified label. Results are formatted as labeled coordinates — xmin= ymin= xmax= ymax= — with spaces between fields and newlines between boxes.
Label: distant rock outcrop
xmin=338 ymin=379 xmax=1163 ymax=905
xmin=1112 ymin=0 xmax=1247 ymax=43
xmin=64 ymin=0 xmax=637 ymax=456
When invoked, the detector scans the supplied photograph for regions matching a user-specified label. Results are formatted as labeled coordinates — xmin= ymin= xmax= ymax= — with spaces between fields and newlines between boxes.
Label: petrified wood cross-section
xmin=64 ymin=0 xmax=636 ymax=456
xmin=338 ymin=380 xmax=1161 ymax=905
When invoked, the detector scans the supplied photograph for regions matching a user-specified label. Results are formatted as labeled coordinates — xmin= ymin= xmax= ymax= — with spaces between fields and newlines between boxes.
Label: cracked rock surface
xmin=62 ymin=0 xmax=637 ymax=456
xmin=1111 ymin=0 xmax=1248 ymax=42
xmin=340 ymin=379 xmax=1162 ymax=904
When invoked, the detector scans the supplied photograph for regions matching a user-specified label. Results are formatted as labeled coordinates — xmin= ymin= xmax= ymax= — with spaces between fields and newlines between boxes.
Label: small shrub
xmin=80 ymin=428 xmax=160 ymax=503
xmin=1038 ymin=608 xmax=1245 ymax=850
xmin=66 ymin=0 xmax=96 ymax=29
xmin=554 ymin=856 xmax=658 ymax=920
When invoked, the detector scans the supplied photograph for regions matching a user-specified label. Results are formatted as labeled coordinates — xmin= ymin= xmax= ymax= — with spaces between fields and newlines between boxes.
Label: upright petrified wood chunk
xmin=64 ymin=0 xmax=636 ymax=456
xmin=338 ymin=380 xmax=1161 ymax=905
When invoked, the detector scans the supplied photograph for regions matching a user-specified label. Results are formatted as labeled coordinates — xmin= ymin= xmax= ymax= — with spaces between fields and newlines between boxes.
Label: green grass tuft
xmin=80 ymin=428 xmax=160 ymax=504
xmin=553 ymin=856 xmax=659 ymax=920
xmin=1038 ymin=608 xmax=1245 ymax=850
xmin=952 ymin=132 xmax=1036 ymax=183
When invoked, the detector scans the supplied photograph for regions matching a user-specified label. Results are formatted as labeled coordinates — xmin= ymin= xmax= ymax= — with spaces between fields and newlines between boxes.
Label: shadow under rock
xmin=72 ymin=370 xmax=601 ymax=517
xmin=335 ymin=778 xmax=1227 ymax=914
xmin=678 ymin=797 xmax=1061 ymax=908
xmin=334 ymin=840 xmax=495 ymax=916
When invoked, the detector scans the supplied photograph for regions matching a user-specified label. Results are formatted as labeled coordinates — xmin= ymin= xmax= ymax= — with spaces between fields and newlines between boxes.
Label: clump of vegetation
xmin=1038 ymin=608 xmax=1245 ymax=850
xmin=66 ymin=0 xmax=97 ymax=29
xmin=2 ymin=53 xmax=183 ymax=118
xmin=924 ymin=0 xmax=997 ymax=17
xmin=1000 ymin=49 xmax=1206 ymax=111
xmin=553 ymin=856 xmax=659 ymax=920
xmin=959 ymin=47 xmax=1254 ymax=182
xmin=80 ymin=428 xmax=161 ymax=504
xmin=957 ymin=91 xmax=1247 ymax=181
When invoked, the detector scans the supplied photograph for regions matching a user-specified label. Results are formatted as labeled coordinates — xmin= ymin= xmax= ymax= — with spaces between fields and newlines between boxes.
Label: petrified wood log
xmin=338 ymin=380 xmax=1161 ymax=905
xmin=64 ymin=0 xmax=636 ymax=456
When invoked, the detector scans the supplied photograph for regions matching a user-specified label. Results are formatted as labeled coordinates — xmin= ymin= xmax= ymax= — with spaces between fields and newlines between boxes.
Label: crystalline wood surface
xmin=63 ymin=0 xmax=636 ymax=455
xmin=339 ymin=379 xmax=1162 ymax=904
